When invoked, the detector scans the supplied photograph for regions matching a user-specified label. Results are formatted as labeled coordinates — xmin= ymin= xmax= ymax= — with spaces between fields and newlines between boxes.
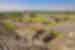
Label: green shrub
xmin=3 ymin=20 xmax=16 ymax=30
xmin=50 ymin=30 xmax=60 ymax=37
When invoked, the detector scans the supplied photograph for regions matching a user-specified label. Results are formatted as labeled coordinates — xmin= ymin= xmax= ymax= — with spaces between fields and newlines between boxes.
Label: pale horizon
xmin=0 ymin=0 xmax=74 ymax=12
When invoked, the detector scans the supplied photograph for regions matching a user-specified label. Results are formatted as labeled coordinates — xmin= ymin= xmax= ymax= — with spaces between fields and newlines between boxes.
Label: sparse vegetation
xmin=0 ymin=11 xmax=75 ymax=50
xmin=2 ymin=20 xmax=16 ymax=30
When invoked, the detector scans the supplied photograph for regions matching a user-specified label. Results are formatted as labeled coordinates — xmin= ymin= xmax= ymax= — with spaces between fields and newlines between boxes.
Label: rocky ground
xmin=0 ymin=16 xmax=75 ymax=50
xmin=15 ymin=21 xmax=75 ymax=50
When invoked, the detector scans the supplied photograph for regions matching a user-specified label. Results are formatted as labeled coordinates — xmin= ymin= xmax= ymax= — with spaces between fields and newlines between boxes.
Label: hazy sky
xmin=0 ymin=0 xmax=74 ymax=11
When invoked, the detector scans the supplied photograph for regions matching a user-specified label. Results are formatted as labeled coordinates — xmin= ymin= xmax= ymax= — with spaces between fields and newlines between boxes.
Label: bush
xmin=50 ymin=31 xmax=60 ymax=37
xmin=2 ymin=20 xmax=16 ymax=30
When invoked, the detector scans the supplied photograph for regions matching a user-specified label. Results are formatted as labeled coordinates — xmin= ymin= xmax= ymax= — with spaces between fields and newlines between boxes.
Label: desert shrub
xmin=54 ymin=17 xmax=61 ymax=23
xmin=48 ymin=21 xmax=56 ymax=26
xmin=2 ymin=20 xmax=16 ymax=30
xmin=50 ymin=31 xmax=60 ymax=37
xmin=30 ymin=13 xmax=36 ymax=18
xmin=63 ymin=16 xmax=70 ymax=21
xmin=43 ymin=31 xmax=60 ymax=43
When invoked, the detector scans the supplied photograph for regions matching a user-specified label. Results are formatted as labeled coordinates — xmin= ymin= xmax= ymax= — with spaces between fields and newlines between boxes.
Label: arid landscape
xmin=0 ymin=11 xmax=75 ymax=50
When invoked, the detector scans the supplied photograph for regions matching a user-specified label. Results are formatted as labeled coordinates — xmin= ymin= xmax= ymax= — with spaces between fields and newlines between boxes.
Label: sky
xmin=0 ymin=0 xmax=74 ymax=11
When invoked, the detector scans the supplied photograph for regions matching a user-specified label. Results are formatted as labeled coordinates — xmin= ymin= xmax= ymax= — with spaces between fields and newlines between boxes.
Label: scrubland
xmin=0 ymin=11 xmax=75 ymax=50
